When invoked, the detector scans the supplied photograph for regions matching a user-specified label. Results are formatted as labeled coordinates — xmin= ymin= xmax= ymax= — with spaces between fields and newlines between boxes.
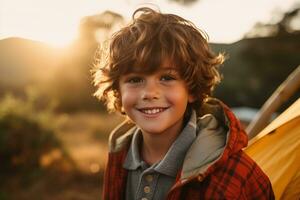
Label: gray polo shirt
xmin=123 ymin=111 xmax=197 ymax=200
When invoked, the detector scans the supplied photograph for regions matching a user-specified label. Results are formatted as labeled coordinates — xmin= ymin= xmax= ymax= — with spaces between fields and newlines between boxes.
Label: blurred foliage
xmin=245 ymin=6 xmax=300 ymax=38
xmin=0 ymin=89 xmax=62 ymax=174
xmin=212 ymin=34 xmax=300 ymax=111
xmin=0 ymin=90 xmax=102 ymax=200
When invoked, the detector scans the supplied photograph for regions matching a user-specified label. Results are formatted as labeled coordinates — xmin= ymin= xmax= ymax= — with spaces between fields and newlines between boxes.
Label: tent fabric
xmin=245 ymin=98 xmax=300 ymax=200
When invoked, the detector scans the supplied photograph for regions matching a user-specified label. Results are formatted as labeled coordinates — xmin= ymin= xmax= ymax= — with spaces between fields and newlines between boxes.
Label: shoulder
xmin=209 ymin=150 xmax=274 ymax=199
xmin=216 ymin=150 xmax=271 ymax=185
xmin=209 ymin=150 xmax=261 ymax=185
xmin=233 ymin=151 xmax=274 ymax=199
xmin=227 ymin=150 xmax=263 ymax=179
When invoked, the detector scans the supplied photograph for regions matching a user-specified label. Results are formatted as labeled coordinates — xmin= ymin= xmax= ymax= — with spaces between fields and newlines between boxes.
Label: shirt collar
xmin=123 ymin=110 xmax=197 ymax=177
xmin=123 ymin=128 xmax=143 ymax=170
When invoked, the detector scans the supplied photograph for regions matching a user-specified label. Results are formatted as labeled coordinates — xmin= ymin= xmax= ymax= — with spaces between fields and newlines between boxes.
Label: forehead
xmin=126 ymin=59 xmax=178 ymax=74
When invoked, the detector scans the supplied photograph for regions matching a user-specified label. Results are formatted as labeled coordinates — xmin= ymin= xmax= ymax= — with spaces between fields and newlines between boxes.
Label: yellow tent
xmin=245 ymin=98 xmax=300 ymax=200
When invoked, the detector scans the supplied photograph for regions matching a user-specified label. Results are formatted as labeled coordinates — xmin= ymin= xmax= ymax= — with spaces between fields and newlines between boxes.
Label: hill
xmin=0 ymin=37 xmax=100 ymax=112
xmin=211 ymin=33 xmax=300 ymax=109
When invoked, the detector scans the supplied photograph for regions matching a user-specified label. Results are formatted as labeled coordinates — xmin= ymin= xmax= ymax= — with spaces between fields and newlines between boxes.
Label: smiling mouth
xmin=138 ymin=107 xmax=168 ymax=115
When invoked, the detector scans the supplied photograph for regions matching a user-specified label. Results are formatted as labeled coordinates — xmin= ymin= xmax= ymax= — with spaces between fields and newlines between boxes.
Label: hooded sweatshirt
xmin=102 ymin=98 xmax=274 ymax=200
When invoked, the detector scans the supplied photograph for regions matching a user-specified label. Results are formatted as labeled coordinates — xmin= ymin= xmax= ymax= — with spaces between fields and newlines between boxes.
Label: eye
xmin=161 ymin=75 xmax=175 ymax=81
xmin=126 ymin=76 xmax=143 ymax=84
xmin=160 ymin=71 xmax=178 ymax=81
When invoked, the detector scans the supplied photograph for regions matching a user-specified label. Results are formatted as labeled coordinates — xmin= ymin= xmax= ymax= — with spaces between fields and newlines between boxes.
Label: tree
xmin=245 ymin=6 xmax=300 ymax=38
xmin=168 ymin=0 xmax=198 ymax=4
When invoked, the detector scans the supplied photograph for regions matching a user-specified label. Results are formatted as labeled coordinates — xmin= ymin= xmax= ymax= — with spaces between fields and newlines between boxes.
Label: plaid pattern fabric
xmin=167 ymin=151 xmax=274 ymax=199
xmin=102 ymin=150 xmax=128 ymax=200
xmin=102 ymin=100 xmax=274 ymax=200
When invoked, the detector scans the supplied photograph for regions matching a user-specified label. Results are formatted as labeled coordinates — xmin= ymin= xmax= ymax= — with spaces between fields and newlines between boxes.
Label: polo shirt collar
xmin=123 ymin=128 xmax=143 ymax=170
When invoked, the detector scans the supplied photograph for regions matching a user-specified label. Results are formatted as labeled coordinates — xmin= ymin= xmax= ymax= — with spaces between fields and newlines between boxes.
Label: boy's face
xmin=119 ymin=64 xmax=194 ymax=136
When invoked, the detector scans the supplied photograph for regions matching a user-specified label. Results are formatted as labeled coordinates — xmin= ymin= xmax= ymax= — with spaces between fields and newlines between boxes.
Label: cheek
xmin=165 ymin=88 xmax=189 ymax=105
xmin=120 ymin=88 xmax=137 ymax=108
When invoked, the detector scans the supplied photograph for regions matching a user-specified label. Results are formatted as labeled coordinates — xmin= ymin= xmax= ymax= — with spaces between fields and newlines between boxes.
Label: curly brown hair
xmin=93 ymin=7 xmax=225 ymax=113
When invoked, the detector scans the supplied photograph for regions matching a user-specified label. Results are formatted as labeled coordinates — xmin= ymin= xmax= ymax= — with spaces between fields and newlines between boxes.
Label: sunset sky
xmin=0 ymin=0 xmax=298 ymax=47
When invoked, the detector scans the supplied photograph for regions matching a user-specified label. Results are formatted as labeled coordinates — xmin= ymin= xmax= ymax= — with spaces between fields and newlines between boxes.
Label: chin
xmin=139 ymin=127 xmax=166 ymax=135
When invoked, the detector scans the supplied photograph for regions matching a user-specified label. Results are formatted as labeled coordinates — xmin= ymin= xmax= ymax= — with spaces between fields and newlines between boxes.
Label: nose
xmin=141 ymin=79 xmax=160 ymax=100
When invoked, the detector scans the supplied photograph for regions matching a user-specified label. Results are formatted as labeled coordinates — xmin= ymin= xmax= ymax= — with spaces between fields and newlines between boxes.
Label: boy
xmin=93 ymin=7 xmax=274 ymax=200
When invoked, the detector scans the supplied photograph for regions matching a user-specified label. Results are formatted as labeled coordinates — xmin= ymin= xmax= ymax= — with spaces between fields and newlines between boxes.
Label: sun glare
xmin=0 ymin=0 xmax=298 ymax=45
xmin=0 ymin=20 xmax=80 ymax=48
xmin=0 ymin=0 xmax=104 ymax=48
xmin=36 ymin=25 xmax=79 ymax=48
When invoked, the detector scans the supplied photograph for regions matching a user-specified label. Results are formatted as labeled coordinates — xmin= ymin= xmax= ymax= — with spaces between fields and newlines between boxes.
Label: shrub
xmin=0 ymin=90 xmax=61 ymax=173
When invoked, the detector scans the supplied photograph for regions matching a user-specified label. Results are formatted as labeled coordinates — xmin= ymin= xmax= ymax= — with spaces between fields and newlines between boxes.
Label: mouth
xmin=137 ymin=107 xmax=169 ymax=115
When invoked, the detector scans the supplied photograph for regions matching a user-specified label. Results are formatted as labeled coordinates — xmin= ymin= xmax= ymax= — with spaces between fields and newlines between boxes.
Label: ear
xmin=188 ymin=95 xmax=195 ymax=103
xmin=120 ymin=107 xmax=126 ymax=115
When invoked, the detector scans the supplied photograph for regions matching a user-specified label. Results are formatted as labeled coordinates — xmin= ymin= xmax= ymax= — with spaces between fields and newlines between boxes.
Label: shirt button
xmin=145 ymin=175 xmax=153 ymax=182
xmin=144 ymin=186 xmax=151 ymax=193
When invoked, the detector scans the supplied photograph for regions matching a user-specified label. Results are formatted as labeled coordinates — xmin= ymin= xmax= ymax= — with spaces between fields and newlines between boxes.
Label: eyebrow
xmin=126 ymin=66 xmax=177 ymax=75
xmin=160 ymin=68 xmax=179 ymax=75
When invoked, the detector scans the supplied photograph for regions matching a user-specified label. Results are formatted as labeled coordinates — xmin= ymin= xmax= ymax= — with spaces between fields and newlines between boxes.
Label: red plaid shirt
xmin=102 ymin=100 xmax=275 ymax=200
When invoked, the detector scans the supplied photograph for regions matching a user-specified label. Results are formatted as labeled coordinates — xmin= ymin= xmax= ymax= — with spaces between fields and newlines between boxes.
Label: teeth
xmin=141 ymin=108 xmax=164 ymax=114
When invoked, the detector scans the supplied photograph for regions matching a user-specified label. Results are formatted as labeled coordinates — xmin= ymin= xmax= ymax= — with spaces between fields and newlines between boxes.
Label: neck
xmin=140 ymin=120 xmax=184 ymax=165
xmin=140 ymin=135 xmax=172 ymax=165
